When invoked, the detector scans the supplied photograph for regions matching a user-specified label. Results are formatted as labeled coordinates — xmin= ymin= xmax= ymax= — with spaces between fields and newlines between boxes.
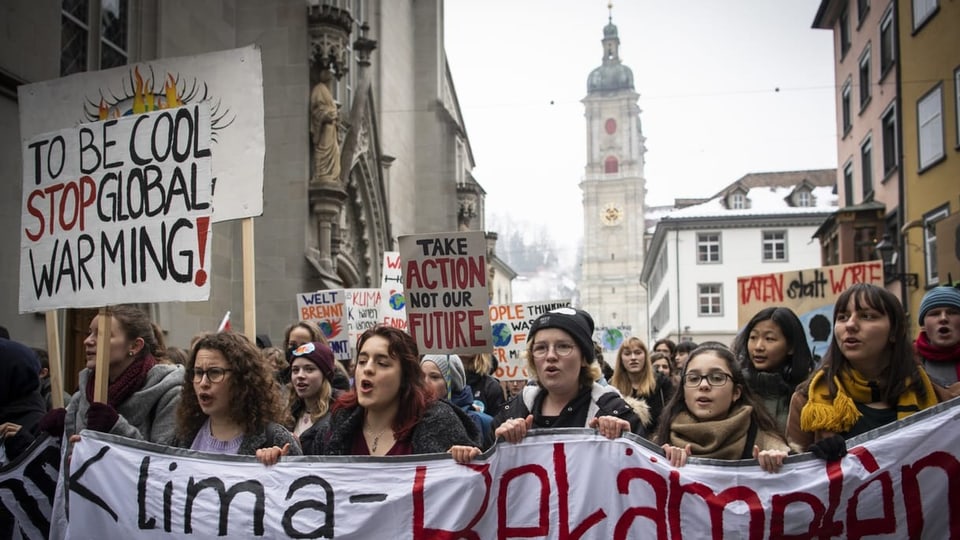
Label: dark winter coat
xmin=301 ymin=400 xmax=481 ymax=456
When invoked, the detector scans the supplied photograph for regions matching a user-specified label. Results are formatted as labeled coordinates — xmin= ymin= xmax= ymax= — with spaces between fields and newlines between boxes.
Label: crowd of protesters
xmin=2 ymin=282 xmax=958 ymax=473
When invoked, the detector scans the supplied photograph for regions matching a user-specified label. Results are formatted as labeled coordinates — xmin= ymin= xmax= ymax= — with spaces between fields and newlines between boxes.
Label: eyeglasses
xmin=531 ymin=342 xmax=576 ymax=359
xmin=683 ymin=372 xmax=733 ymax=388
xmin=192 ymin=367 xmax=232 ymax=383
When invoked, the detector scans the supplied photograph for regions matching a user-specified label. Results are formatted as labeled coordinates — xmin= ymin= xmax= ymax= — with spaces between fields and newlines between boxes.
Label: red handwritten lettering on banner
xmin=739 ymin=274 xmax=783 ymax=305
xmin=489 ymin=304 xmax=525 ymax=322
xmin=829 ymin=262 xmax=883 ymax=294
xmin=409 ymin=441 xmax=960 ymax=538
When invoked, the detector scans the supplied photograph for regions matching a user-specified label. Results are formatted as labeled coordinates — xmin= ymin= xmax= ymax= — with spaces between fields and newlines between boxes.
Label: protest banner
xmin=18 ymin=45 xmax=264 ymax=223
xmin=296 ymin=289 xmax=349 ymax=360
xmin=57 ymin=399 xmax=960 ymax=538
xmin=737 ymin=261 xmax=884 ymax=360
xmin=489 ymin=300 xmax=571 ymax=381
xmin=345 ymin=288 xmax=381 ymax=351
xmin=380 ymin=251 xmax=408 ymax=331
xmin=0 ymin=435 xmax=61 ymax=540
xmin=19 ymin=104 xmax=214 ymax=313
xmin=399 ymin=231 xmax=492 ymax=354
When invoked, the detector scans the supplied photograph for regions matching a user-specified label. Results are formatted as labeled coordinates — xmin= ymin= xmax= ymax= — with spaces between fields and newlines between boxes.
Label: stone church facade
xmin=0 ymin=0 xmax=509 ymax=390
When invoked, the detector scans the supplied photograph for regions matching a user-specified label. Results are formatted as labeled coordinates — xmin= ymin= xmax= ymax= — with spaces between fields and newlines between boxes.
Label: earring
xmin=128 ymin=351 xmax=134 ymax=357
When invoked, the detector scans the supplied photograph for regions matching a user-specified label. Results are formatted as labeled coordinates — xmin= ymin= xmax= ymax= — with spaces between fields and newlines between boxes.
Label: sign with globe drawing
xmin=489 ymin=299 xmax=571 ymax=381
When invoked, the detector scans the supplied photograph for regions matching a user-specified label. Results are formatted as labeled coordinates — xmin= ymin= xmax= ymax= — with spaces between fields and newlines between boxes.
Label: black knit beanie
xmin=527 ymin=308 xmax=596 ymax=362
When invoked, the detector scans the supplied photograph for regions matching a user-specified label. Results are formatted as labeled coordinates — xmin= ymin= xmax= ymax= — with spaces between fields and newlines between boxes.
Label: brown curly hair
xmin=176 ymin=332 xmax=282 ymax=440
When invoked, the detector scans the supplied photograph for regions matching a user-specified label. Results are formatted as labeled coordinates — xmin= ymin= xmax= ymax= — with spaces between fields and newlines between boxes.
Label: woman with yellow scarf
xmin=786 ymin=284 xmax=939 ymax=458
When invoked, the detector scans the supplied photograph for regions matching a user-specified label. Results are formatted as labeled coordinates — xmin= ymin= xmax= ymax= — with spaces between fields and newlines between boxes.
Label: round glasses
xmin=531 ymin=342 xmax=576 ymax=359
xmin=683 ymin=372 xmax=732 ymax=388
xmin=192 ymin=367 xmax=232 ymax=383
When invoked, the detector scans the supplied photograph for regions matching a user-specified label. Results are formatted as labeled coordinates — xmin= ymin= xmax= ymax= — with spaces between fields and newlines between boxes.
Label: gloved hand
xmin=85 ymin=402 xmax=119 ymax=433
xmin=808 ymin=434 xmax=847 ymax=461
xmin=38 ymin=408 xmax=67 ymax=438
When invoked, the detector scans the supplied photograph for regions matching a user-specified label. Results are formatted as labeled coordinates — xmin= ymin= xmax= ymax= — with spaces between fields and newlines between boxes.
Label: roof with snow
xmin=661 ymin=169 xmax=837 ymax=221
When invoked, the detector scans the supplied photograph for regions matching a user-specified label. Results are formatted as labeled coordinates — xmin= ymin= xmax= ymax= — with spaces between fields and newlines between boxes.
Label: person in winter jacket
xmin=449 ymin=308 xmax=647 ymax=464
xmin=421 ymin=354 xmax=494 ymax=448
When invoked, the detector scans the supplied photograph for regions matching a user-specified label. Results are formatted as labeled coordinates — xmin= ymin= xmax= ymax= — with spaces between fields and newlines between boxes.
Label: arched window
xmin=604 ymin=156 xmax=618 ymax=174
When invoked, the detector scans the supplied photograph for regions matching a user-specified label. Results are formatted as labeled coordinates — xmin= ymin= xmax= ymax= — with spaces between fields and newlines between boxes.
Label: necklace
xmin=365 ymin=426 xmax=389 ymax=453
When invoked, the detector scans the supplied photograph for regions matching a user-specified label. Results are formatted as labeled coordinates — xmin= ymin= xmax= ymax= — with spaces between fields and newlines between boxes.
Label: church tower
xmin=579 ymin=9 xmax=648 ymax=349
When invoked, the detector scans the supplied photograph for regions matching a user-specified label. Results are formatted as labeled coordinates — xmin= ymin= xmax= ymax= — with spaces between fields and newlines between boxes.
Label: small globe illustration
xmin=492 ymin=323 xmax=512 ymax=347
xmin=602 ymin=328 xmax=624 ymax=350
xmin=318 ymin=320 xmax=335 ymax=339
xmin=389 ymin=293 xmax=405 ymax=310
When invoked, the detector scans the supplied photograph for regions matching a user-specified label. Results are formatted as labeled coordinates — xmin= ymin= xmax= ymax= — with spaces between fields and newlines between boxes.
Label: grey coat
xmin=66 ymin=363 xmax=183 ymax=445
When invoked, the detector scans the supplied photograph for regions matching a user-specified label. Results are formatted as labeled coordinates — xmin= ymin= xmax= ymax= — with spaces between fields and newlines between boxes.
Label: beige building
xmin=0 ymin=0 xmax=513 ymax=390
xmin=898 ymin=0 xmax=960 ymax=331
xmin=813 ymin=0 xmax=959 ymax=325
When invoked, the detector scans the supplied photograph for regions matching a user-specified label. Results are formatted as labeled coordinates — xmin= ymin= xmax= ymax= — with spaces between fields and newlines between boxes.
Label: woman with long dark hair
xmin=733 ymin=306 xmax=813 ymax=430
xmin=786 ymin=283 xmax=939 ymax=458
xmin=302 ymin=326 xmax=479 ymax=456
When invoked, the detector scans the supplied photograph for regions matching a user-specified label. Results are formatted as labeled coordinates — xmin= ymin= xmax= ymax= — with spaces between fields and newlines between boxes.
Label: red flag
xmin=217 ymin=311 xmax=231 ymax=332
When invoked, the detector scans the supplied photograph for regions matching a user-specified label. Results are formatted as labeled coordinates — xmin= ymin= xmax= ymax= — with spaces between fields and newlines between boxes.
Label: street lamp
xmin=874 ymin=234 xmax=919 ymax=288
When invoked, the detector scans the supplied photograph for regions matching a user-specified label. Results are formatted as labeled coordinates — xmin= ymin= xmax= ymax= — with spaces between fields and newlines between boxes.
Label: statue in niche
xmin=310 ymin=69 xmax=341 ymax=183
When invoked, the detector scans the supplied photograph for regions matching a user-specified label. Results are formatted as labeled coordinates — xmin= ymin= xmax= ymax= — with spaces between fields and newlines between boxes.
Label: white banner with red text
xmin=50 ymin=398 xmax=960 ymax=538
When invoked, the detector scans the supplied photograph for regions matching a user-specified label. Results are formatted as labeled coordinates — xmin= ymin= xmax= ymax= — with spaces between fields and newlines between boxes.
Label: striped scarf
xmin=800 ymin=367 xmax=937 ymax=434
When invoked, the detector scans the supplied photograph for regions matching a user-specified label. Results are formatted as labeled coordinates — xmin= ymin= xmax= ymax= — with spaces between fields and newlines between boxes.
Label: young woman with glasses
xmin=655 ymin=343 xmax=790 ymax=473
xmin=450 ymin=308 xmax=646 ymax=464
xmin=610 ymin=337 xmax=673 ymax=433
xmin=173 ymin=332 xmax=301 ymax=465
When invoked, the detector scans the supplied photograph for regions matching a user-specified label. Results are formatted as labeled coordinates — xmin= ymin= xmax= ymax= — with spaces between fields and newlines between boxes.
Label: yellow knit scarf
xmin=800 ymin=367 xmax=937 ymax=434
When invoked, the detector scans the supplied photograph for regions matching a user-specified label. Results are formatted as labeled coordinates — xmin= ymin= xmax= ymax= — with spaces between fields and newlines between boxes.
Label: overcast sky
xmin=444 ymin=0 xmax=838 ymax=259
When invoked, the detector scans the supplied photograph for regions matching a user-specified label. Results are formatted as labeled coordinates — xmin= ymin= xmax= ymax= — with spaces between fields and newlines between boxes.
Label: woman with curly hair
xmin=174 ymin=332 xmax=301 ymax=464
xmin=301 ymin=325 xmax=479 ymax=456
xmin=610 ymin=336 xmax=674 ymax=433
xmin=786 ymin=283 xmax=939 ymax=460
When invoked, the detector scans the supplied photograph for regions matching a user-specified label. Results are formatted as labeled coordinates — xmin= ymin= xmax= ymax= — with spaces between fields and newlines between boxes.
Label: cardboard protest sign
xmin=345 ymin=288 xmax=381 ymax=350
xmin=399 ymin=231 xmax=492 ymax=354
xmin=737 ymin=261 xmax=884 ymax=360
xmin=380 ymin=251 xmax=407 ymax=331
xmin=489 ymin=300 xmax=570 ymax=381
xmin=295 ymin=289 xmax=349 ymax=360
xmin=18 ymin=45 xmax=264 ymax=223
xmin=594 ymin=324 xmax=632 ymax=355
xmin=19 ymin=104 xmax=213 ymax=313
xmin=60 ymin=399 xmax=960 ymax=538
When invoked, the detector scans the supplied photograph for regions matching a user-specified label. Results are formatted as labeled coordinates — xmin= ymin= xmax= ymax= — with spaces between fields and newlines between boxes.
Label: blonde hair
xmin=610 ymin=337 xmax=656 ymax=398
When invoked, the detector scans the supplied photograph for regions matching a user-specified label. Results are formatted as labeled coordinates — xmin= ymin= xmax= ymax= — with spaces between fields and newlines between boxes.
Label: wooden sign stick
xmin=242 ymin=217 xmax=257 ymax=341
xmin=93 ymin=307 xmax=111 ymax=403
xmin=44 ymin=310 xmax=65 ymax=409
